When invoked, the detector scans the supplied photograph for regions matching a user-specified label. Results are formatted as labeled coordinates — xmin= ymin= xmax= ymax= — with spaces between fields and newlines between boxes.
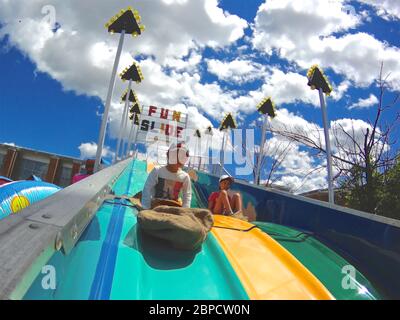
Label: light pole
xmin=307 ymin=65 xmax=334 ymax=204
xmin=194 ymin=129 xmax=201 ymax=170
xmin=218 ymin=113 xmax=237 ymax=176
xmin=116 ymin=61 xmax=144 ymax=161
xmin=204 ymin=126 xmax=213 ymax=171
xmin=131 ymin=114 xmax=141 ymax=156
xmin=95 ymin=7 xmax=145 ymax=172
xmin=115 ymin=79 xmax=132 ymax=162
xmin=126 ymin=104 xmax=141 ymax=157
xmin=254 ymin=97 xmax=277 ymax=185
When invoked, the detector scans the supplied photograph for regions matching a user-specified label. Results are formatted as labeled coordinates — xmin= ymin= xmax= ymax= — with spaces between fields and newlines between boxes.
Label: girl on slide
xmin=208 ymin=175 xmax=243 ymax=216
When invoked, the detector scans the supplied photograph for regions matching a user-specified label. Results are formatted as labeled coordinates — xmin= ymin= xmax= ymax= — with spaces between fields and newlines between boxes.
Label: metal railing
xmin=0 ymin=158 xmax=132 ymax=300
xmin=127 ymin=150 xmax=230 ymax=177
xmin=186 ymin=154 xmax=230 ymax=176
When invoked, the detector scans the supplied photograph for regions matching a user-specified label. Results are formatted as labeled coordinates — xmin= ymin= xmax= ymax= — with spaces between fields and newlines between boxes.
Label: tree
xmin=241 ymin=126 xmax=294 ymax=188
xmin=377 ymin=156 xmax=400 ymax=219
xmin=268 ymin=63 xmax=400 ymax=214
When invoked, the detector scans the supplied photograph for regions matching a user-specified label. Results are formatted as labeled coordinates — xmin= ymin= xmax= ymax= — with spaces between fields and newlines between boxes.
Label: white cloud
xmin=252 ymin=109 xmax=330 ymax=192
xmin=349 ymin=94 xmax=378 ymax=109
xmin=260 ymin=107 xmax=389 ymax=192
xmin=252 ymin=0 xmax=400 ymax=90
xmin=162 ymin=0 xmax=189 ymax=5
xmin=0 ymin=0 xmax=253 ymax=160
xmin=0 ymin=0 xmax=247 ymax=65
xmin=1 ymin=0 xmax=394 ymax=190
xmin=257 ymin=134 xmax=328 ymax=193
xmin=258 ymin=68 xmax=320 ymax=106
xmin=331 ymin=80 xmax=351 ymax=101
xmin=204 ymin=0 xmax=248 ymax=43
xmin=206 ymin=58 xmax=266 ymax=83
xmin=268 ymin=108 xmax=322 ymax=140
xmin=0 ymin=0 xmax=348 ymax=155
xmin=164 ymin=50 xmax=202 ymax=73
xmin=2 ymin=142 xmax=17 ymax=147
xmin=357 ymin=0 xmax=400 ymax=20
xmin=252 ymin=0 xmax=360 ymax=55
xmin=268 ymin=108 xmax=381 ymax=159
xmin=1 ymin=0 xmax=329 ymax=132
xmin=0 ymin=0 xmax=248 ymax=128
xmin=78 ymin=142 xmax=114 ymax=159
xmin=330 ymin=118 xmax=386 ymax=166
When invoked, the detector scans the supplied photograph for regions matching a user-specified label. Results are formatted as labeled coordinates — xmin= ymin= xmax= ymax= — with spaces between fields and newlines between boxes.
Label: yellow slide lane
xmin=211 ymin=215 xmax=335 ymax=300
xmin=146 ymin=162 xmax=156 ymax=173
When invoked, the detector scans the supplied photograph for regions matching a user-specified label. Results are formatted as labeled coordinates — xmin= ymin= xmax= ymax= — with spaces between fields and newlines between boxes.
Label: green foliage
xmin=376 ymin=160 xmax=400 ymax=219
xmin=340 ymin=157 xmax=400 ymax=220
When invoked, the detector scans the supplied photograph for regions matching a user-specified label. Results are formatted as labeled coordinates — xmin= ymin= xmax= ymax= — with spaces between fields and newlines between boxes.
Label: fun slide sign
xmin=135 ymin=105 xmax=188 ymax=144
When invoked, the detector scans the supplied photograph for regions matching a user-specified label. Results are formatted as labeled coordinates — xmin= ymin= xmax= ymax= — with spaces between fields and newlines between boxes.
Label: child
xmin=208 ymin=175 xmax=242 ymax=215
xmin=141 ymin=143 xmax=192 ymax=209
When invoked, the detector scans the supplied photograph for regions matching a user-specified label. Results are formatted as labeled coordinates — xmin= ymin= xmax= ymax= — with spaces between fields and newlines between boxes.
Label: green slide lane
xmin=253 ymin=221 xmax=381 ymax=300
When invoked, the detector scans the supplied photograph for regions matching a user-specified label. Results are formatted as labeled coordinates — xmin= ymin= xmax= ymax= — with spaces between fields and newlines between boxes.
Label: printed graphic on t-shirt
xmin=154 ymin=177 xmax=183 ymax=201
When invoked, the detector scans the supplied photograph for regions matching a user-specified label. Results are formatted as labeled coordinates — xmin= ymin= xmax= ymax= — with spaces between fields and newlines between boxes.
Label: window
xmin=58 ymin=166 xmax=72 ymax=187
xmin=16 ymin=158 xmax=48 ymax=180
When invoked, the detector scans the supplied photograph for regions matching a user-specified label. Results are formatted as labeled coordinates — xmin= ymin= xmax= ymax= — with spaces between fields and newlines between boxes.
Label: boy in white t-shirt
xmin=141 ymin=143 xmax=192 ymax=209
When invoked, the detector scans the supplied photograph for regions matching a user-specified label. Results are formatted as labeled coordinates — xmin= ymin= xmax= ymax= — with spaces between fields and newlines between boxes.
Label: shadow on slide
xmin=123 ymin=224 xmax=200 ymax=270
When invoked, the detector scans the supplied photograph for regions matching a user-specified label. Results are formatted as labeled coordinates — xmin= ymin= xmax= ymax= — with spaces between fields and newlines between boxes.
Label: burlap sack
xmin=137 ymin=206 xmax=214 ymax=250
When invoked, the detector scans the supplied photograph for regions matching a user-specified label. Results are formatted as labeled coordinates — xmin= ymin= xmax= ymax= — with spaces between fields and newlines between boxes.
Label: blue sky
xmin=0 ymin=0 xmax=399 ymax=192
xmin=0 ymin=38 xmax=103 ymax=157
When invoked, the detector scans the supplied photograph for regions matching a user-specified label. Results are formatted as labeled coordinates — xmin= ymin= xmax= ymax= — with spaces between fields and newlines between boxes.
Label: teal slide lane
xmin=24 ymin=160 xmax=248 ymax=300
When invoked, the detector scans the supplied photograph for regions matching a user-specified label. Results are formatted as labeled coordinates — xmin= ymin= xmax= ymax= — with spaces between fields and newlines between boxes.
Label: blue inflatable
xmin=0 ymin=180 xmax=61 ymax=220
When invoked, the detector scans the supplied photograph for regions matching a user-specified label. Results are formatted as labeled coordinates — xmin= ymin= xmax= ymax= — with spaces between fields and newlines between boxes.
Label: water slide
xmin=19 ymin=159 xmax=397 ymax=300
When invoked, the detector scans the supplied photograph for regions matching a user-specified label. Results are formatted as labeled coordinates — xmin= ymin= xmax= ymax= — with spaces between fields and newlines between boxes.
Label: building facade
xmin=300 ymin=188 xmax=346 ymax=206
xmin=0 ymin=144 xmax=85 ymax=187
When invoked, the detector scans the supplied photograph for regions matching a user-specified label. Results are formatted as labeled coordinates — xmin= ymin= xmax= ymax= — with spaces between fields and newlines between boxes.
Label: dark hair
xmin=219 ymin=179 xmax=232 ymax=190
